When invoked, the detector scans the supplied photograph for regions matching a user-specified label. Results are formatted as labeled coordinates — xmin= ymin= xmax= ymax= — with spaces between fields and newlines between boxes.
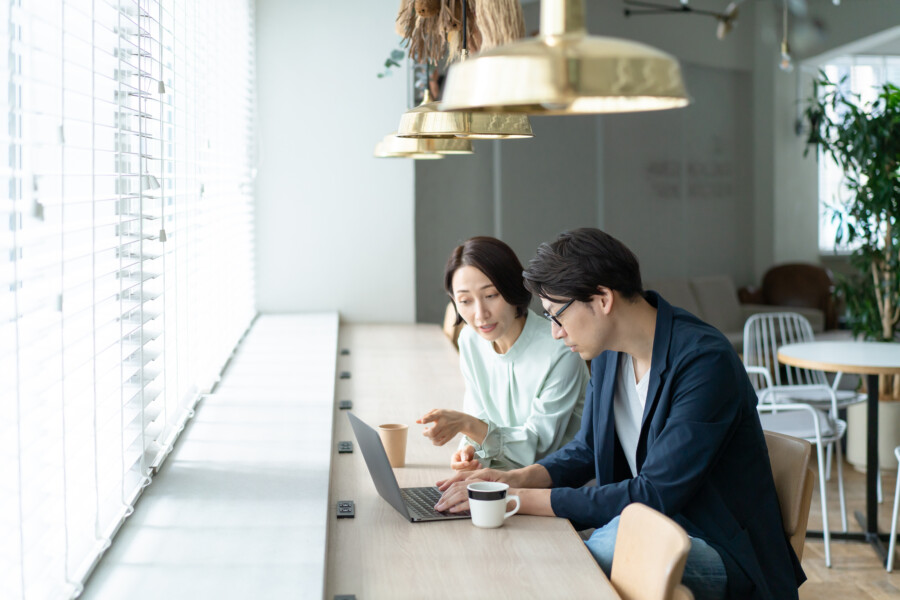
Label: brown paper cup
xmin=378 ymin=423 xmax=408 ymax=468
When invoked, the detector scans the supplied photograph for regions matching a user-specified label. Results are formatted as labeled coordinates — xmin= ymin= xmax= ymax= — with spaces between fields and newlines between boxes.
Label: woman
xmin=416 ymin=236 xmax=589 ymax=471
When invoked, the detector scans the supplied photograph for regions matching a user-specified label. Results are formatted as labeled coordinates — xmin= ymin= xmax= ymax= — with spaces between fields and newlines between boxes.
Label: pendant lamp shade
xmin=440 ymin=0 xmax=690 ymax=115
xmin=397 ymin=90 xmax=533 ymax=139
xmin=373 ymin=133 xmax=474 ymax=159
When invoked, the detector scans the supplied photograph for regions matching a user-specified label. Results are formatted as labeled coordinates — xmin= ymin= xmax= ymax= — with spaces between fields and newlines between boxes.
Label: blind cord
xmin=158 ymin=0 xmax=168 ymax=444
xmin=91 ymin=0 xmax=102 ymax=550
xmin=10 ymin=4 xmax=26 ymax=595
xmin=116 ymin=0 xmax=126 ymax=514
xmin=137 ymin=0 xmax=148 ymax=482
xmin=60 ymin=1 xmax=73 ymax=592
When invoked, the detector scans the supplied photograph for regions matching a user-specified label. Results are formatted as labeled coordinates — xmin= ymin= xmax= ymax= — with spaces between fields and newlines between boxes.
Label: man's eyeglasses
xmin=542 ymin=299 xmax=574 ymax=327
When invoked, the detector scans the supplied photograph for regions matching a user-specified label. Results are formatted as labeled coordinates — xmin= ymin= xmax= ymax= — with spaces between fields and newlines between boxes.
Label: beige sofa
xmin=645 ymin=275 xmax=825 ymax=352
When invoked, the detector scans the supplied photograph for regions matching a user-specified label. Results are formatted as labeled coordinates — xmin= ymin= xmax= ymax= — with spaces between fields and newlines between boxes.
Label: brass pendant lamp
xmin=373 ymin=132 xmax=474 ymax=159
xmin=440 ymin=0 xmax=690 ymax=115
xmin=397 ymin=88 xmax=533 ymax=139
xmin=398 ymin=1 xmax=532 ymax=140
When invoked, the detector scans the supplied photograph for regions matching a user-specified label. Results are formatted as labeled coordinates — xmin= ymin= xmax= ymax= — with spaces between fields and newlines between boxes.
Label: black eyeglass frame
xmin=542 ymin=299 xmax=574 ymax=327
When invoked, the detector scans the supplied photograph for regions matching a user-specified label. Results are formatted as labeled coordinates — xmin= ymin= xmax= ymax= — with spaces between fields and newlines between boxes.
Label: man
xmin=435 ymin=228 xmax=805 ymax=600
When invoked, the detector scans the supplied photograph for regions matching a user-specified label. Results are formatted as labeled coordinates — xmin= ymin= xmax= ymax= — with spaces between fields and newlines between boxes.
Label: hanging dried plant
xmin=396 ymin=0 xmax=415 ymax=36
xmin=397 ymin=0 xmax=523 ymax=65
xmin=443 ymin=0 xmax=481 ymax=61
xmin=397 ymin=0 xmax=446 ymax=64
xmin=475 ymin=0 xmax=525 ymax=51
xmin=415 ymin=0 xmax=441 ymax=18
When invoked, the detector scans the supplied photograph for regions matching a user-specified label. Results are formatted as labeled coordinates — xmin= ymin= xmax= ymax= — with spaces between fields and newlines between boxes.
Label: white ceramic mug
xmin=467 ymin=482 xmax=520 ymax=528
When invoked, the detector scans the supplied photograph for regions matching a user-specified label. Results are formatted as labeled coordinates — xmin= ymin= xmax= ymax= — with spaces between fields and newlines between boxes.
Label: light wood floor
xmin=800 ymin=456 xmax=900 ymax=599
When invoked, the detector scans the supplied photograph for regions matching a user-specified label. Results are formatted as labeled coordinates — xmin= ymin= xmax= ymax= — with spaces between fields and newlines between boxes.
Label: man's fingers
xmin=436 ymin=472 xmax=465 ymax=490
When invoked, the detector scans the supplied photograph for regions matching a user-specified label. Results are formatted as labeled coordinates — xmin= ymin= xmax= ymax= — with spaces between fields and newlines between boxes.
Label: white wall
xmin=604 ymin=63 xmax=754 ymax=284
xmin=255 ymin=0 xmax=416 ymax=322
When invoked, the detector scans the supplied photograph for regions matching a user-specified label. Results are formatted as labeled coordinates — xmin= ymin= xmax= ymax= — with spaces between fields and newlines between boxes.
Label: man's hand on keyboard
xmin=434 ymin=468 xmax=509 ymax=513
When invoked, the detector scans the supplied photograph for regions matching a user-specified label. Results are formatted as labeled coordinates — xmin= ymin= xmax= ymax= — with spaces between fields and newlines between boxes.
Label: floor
xmin=800 ymin=457 xmax=900 ymax=599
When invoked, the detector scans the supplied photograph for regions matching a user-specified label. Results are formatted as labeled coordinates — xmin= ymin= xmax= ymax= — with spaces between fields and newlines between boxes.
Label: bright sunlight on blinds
xmin=0 ymin=1 xmax=256 ymax=598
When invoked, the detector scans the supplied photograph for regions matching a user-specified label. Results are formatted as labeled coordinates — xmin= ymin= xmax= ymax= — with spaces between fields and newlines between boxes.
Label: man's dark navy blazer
xmin=537 ymin=293 xmax=805 ymax=600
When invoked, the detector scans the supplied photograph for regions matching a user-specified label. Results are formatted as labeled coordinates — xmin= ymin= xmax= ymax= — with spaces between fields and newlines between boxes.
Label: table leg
xmin=810 ymin=373 xmax=891 ymax=563
xmin=861 ymin=373 xmax=888 ymax=562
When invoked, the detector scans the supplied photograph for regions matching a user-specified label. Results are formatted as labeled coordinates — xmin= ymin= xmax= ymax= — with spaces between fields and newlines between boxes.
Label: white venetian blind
xmin=0 ymin=1 xmax=256 ymax=598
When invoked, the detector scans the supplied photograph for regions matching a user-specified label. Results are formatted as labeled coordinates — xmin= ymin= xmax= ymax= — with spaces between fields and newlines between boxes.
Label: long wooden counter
xmin=325 ymin=323 xmax=619 ymax=599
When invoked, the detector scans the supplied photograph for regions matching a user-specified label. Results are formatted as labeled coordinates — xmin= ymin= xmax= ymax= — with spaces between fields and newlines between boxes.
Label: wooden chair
xmin=610 ymin=503 xmax=694 ymax=600
xmin=764 ymin=430 xmax=815 ymax=561
xmin=441 ymin=301 xmax=464 ymax=350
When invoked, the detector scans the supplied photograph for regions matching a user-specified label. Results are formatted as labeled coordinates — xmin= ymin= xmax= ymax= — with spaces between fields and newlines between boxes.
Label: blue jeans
xmin=584 ymin=515 xmax=728 ymax=600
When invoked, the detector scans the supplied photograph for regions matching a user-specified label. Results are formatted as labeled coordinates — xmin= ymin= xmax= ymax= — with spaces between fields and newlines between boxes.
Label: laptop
xmin=346 ymin=412 xmax=470 ymax=522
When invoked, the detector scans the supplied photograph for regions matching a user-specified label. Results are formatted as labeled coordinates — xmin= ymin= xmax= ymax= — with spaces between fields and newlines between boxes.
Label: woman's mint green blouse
xmin=457 ymin=309 xmax=589 ymax=470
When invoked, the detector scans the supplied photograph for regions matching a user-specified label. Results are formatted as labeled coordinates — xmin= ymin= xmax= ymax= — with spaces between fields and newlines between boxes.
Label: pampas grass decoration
xmin=397 ymin=0 xmax=502 ymax=65
xmin=396 ymin=0 xmax=416 ymax=38
xmin=394 ymin=0 xmax=416 ymax=39
xmin=475 ymin=0 xmax=525 ymax=51
xmin=415 ymin=0 xmax=440 ymax=18
xmin=443 ymin=0 xmax=481 ymax=61
xmin=398 ymin=0 xmax=447 ymax=64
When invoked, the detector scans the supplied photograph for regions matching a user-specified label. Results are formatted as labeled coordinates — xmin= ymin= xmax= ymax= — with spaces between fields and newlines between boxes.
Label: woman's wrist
xmin=463 ymin=414 xmax=488 ymax=444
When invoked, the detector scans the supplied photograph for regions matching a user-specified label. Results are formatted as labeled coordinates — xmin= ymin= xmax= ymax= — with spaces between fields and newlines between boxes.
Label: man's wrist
xmin=512 ymin=488 xmax=555 ymax=516
xmin=506 ymin=464 xmax=552 ymax=489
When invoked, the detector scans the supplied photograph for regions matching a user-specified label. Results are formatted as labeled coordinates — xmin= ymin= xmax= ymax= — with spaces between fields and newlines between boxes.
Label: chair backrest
xmin=764 ymin=430 xmax=815 ymax=560
xmin=689 ymin=275 xmax=743 ymax=333
xmin=610 ymin=503 xmax=692 ymax=600
xmin=743 ymin=312 xmax=828 ymax=389
xmin=645 ymin=278 xmax=702 ymax=317
xmin=762 ymin=263 xmax=837 ymax=330
xmin=441 ymin=301 xmax=463 ymax=350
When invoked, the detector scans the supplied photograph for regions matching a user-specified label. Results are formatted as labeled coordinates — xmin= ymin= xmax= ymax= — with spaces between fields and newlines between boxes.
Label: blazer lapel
xmin=596 ymin=352 xmax=620 ymax=484
xmin=636 ymin=292 xmax=673 ymax=471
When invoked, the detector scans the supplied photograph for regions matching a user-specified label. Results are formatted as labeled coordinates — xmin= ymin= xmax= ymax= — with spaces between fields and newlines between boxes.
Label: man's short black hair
xmin=522 ymin=228 xmax=643 ymax=303
xmin=444 ymin=236 xmax=532 ymax=325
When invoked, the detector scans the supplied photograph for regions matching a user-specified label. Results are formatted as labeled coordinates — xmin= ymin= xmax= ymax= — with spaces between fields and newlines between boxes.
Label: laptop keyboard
xmin=402 ymin=486 xmax=470 ymax=519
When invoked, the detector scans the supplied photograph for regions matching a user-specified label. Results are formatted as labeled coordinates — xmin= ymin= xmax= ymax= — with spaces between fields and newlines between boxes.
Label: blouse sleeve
xmin=470 ymin=351 xmax=588 ymax=470
xmin=457 ymin=342 xmax=493 ymax=459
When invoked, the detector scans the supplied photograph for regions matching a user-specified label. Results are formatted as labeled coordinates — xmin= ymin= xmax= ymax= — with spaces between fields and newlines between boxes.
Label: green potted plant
xmin=804 ymin=74 xmax=900 ymax=469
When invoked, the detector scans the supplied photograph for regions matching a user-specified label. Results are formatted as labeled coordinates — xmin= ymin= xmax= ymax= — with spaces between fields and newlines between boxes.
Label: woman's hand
xmin=450 ymin=445 xmax=481 ymax=471
xmin=416 ymin=409 xmax=472 ymax=446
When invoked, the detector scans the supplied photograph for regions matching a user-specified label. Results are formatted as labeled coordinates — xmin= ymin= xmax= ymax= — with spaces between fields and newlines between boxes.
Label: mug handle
xmin=504 ymin=495 xmax=520 ymax=520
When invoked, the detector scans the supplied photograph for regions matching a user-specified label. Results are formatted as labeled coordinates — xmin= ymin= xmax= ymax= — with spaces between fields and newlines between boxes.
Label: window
xmin=0 ymin=1 xmax=256 ymax=598
xmin=817 ymin=56 xmax=900 ymax=253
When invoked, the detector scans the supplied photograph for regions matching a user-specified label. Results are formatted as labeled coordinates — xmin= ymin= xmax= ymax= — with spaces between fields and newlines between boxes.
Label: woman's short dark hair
xmin=522 ymin=228 xmax=643 ymax=303
xmin=444 ymin=237 xmax=531 ymax=325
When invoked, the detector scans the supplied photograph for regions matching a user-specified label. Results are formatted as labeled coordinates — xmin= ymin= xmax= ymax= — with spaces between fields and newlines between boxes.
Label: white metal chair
xmin=748 ymin=365 xmax=845 ymax=567
xmin=887 ymin=446 xmax=900 ymax=572
xmin=743 ymin=312 xmax=865 ymax=409
xmin=743 ymin=312 xmax=863 ymax=521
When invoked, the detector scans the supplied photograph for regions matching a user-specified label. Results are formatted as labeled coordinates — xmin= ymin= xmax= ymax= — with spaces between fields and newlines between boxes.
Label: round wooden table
xmin=778 ymin=341 xmax=900 ymax=564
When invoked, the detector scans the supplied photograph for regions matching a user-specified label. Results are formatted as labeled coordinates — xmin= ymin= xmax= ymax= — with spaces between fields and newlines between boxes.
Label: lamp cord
xmin=783 ymin=0 xmax=788 ymax=46
xmin=462 ymin=0 xmax=467 ymax=57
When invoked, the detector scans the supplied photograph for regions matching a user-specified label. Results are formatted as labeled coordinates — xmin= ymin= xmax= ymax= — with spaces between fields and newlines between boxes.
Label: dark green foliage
xmin=378 ymin=48 xmax=407 ymax=78
xmin=804 ymin=73 xmax=900 ymax=341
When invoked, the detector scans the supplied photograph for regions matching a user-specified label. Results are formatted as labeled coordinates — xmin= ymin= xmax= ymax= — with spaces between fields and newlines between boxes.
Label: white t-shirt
xmin=614 ymin=352 xmax=650 ymax=477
